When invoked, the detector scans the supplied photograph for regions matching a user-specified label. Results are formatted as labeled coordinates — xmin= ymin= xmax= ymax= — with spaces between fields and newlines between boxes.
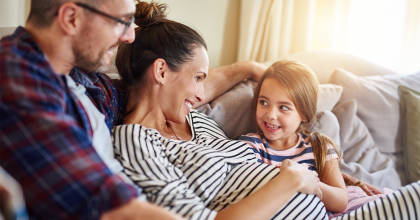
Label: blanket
xmin=328 ymin=186 xmax=393 ymax=219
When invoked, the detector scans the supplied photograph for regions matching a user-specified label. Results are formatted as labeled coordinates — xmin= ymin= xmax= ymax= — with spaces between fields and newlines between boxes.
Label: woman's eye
xmin=195 ymin=76 xmax=201 ymax=81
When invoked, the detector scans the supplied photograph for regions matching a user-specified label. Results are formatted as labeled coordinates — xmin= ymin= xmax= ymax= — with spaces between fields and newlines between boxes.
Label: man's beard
xmin=73 ymin=44 xmax=109 ymax=73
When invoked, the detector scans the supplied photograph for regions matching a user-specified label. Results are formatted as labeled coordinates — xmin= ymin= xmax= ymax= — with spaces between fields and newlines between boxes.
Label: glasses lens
xmin=122 ymin=16 xmax=134 ymax=36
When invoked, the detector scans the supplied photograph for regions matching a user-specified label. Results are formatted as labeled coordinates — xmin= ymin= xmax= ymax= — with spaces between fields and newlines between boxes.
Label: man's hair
xmin=27 ymin=0 xmax=104 ymax=27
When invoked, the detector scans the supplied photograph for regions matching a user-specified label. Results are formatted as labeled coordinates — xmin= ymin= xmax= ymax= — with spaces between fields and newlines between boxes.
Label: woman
xmin=112 ymin=1 xmax=420 ymax=220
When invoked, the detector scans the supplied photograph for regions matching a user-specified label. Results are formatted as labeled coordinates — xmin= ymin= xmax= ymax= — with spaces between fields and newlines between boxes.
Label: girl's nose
xmin=267 ymin=107 xmax=277 ymax=120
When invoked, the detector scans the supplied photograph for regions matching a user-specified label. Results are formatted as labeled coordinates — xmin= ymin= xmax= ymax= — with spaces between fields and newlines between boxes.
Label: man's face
xmin=73 ymin=0 xmax=135 ymax=73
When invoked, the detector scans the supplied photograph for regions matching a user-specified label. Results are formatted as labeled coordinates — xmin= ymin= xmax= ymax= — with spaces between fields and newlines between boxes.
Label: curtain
xmin=237 ymin=0 xmax=420 ymax=74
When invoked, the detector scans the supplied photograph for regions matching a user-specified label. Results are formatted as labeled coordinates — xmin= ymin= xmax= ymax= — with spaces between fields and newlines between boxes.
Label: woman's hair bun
xmin=134 ymin=0 xmax=168 ymax=27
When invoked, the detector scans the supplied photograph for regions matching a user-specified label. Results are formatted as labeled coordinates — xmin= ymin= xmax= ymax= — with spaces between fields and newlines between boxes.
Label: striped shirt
xmin=238 ymin=133 xmax=338 ymax=170
xmin=112 ymin=110 xmax=329 ymax=220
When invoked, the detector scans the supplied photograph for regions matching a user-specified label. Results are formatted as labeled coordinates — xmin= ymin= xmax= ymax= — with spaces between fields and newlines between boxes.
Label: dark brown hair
xmin=252 ymin=60 xmax=342 ymax=178
xmin=115 ymin=0 xmax=207 ymax=118
xmin=27 ymin=0 xmax=104 ymax=27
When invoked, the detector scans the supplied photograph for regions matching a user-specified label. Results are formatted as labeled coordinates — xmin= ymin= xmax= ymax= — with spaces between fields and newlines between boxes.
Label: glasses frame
xmin=75 ymin=2 xmax=134 ymax=36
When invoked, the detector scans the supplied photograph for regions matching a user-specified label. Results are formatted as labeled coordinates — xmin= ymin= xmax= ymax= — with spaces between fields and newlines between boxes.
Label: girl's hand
xmin=342 ymin=173 xmax=382 ymax=195
xmin=280 ymin=159 xmax=322 ymax=199
xmin=356 ymin=181 xmax=382 ymax=196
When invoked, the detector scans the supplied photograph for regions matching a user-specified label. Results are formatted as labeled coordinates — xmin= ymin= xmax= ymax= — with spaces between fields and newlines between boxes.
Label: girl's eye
xmin=280 ymin=105 xmax=290 ymax=111
xmin=259 ymin=100 xmax=268 ymax=106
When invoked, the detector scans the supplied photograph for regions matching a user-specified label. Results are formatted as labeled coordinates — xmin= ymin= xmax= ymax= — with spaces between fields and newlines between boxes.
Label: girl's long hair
xmin=252 ymin=60 xmax=342 ymax=177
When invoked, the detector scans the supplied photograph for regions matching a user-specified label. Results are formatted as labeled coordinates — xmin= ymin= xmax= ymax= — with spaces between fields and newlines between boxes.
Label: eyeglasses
xmin=75 ymin=2 xmax=134 ymax=37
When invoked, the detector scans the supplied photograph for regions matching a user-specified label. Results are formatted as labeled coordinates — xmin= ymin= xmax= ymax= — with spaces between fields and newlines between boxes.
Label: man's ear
xmin=56 ymin=2 xmax=82 ymax=36
xmin=153 ymin=58 xmax=167 ymax=85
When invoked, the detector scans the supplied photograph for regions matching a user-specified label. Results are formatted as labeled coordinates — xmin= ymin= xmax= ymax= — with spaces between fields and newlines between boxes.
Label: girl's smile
xmin=256 ymin=77 xmax=306 ymax=150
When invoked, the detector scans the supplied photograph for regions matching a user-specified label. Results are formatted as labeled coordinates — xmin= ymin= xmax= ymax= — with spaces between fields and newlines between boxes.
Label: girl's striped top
xmin=238 ymin=133 xmax=338 ymax=170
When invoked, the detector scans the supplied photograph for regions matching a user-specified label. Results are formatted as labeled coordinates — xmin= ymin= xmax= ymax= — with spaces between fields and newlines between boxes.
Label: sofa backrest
xmin=1 ymin=26 xmax=398 ymax=83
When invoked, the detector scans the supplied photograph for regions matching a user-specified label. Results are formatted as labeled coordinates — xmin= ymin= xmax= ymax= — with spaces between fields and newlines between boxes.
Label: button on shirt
xmin=0 ymin=26 xmax=139 ymax=220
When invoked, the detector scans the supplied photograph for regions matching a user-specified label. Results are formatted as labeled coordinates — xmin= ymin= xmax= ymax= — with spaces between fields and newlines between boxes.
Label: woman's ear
xmin=153 ymin=58 xmax=166 ymax=85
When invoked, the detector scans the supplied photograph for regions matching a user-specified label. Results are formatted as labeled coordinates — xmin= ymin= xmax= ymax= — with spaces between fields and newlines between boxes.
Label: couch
xmin=1 ymin=27 xmax=419 ymax=193
xmin=197 ymin=51 xmax=420 ymax=191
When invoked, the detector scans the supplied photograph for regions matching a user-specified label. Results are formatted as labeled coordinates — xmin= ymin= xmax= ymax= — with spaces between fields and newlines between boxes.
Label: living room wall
xmin=0 ymin=0 xmax=30 ymax=28
xmin=162 ymin=0 xmax=241 ymax=68
xmin=0 ymin=0 xmax=240 ymax=68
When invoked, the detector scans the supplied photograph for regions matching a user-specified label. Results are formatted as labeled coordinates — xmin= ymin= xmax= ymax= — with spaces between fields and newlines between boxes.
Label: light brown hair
xmin=252 ymin=59 xmax=342 ymax=177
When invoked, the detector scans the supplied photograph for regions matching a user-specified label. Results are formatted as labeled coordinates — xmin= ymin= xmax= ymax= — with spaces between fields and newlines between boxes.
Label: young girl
xmin=239 ymin=59 xmax=348 ymax=213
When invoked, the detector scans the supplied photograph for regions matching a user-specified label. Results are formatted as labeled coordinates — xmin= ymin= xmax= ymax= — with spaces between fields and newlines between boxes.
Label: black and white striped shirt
xmin=112 ymin=110 xmax=328 ymax=219
xmin=112 ymin=110 xmax=420 ymax=220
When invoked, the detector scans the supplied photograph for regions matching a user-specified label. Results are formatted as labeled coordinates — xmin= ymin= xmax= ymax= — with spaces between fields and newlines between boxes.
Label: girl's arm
xmin=215 ymin=159 xmax=322 ymax=220
xmin=319 ymin=159 xmax=348 ymax=213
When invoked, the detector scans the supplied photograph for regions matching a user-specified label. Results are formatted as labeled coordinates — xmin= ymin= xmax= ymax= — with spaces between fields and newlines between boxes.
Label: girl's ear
xmin=152 ymin=58 xmax=166 ymax=85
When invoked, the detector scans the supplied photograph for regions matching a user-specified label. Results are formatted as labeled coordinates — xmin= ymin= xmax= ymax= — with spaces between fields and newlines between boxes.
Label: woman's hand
xmin=342 ymin=173 xmax=382 ymax=196
xmin=279 ymin=159 xmax=322 ymax=199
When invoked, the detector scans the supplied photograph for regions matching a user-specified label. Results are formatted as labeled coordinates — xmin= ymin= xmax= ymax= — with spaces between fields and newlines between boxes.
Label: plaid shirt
xmin=0 ymin=27 xmax=138 ymax=220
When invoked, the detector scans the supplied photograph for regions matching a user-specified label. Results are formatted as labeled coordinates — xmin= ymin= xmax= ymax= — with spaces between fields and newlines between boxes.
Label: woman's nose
xmin=195 ymin=84 xmax=205 ymax=103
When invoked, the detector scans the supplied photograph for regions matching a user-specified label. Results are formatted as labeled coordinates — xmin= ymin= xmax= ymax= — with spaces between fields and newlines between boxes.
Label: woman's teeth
xmin=186 ymin=102 xmax=192 ymax=110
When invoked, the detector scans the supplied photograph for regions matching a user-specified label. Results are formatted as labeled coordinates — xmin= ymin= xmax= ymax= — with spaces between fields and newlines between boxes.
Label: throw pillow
xmin=197 ymin=81 xmax=343 ymax=140
xmin=328 ymin=69 xmax=420 ymax=153
xmin=398 ymin=85 xmax=420 ymax=183
xmin=332 ymin=100 xmax=402 ymax=190
xmin=317 ymin=84 xmax=343 ymax=112
xmin=307 ymin=110 xmax=341 ymax=147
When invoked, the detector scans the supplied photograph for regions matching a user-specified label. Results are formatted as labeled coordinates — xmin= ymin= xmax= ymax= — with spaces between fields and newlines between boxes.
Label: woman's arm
xmin=319 ymin=159 xmax=348 ymax=213
xmin=196 ymin=61 xmax=267 ymax=108
xmin=214 ymin=159 xmax=322 ymax=220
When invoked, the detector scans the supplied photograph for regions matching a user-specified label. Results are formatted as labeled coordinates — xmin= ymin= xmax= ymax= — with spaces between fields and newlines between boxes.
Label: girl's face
xmin=256 ymin=78 xmax=306 ymax=145
xmin=161 ymin=46 xmax=208 ymax=123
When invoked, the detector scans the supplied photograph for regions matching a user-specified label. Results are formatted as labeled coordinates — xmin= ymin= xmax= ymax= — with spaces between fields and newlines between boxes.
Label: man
xmin=0 ymin=0 xmax=266 ymax=219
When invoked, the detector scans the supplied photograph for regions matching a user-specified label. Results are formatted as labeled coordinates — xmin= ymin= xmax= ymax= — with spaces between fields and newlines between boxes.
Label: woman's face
xmin=256 ymin=78 xmax=305 ymax=144
xmin=161 ymin=46 xmax=209 ymax=123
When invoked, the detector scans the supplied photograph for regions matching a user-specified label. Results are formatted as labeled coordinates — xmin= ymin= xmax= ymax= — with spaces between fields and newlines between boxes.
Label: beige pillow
xmin=328 ymin=69 xmax=420 ymax=153
xmin=332 ymin=100 xmax=402 ymax=189
xmin=398 ymin=85 xmax=420 ymax=183
xmin=197 ymin=81 xmax=343 ymax=139
xmin=317 ymin=84 xmax=343 ymax=112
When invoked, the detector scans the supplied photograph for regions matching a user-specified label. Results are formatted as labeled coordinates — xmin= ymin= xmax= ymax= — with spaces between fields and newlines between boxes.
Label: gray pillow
xmin=398 ymin=85 xmax=420 ymax=183
xmin=328 ymin=69 xmax=420 ymax=153
xmin=332 ymin=100 xmax=402 ymax=189
xmin=197 ymin=80 xmax=256 ymax=139
xmin=307 ymin=110 xmax=341 ymax=147
xmin=197 ymin=81 xmax=343 ymax=140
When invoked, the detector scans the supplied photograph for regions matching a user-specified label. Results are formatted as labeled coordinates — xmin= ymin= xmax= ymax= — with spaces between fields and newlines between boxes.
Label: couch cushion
xmin=263 ymin=51 xmax=397 ymax=84
xmin=398 ymin=85 xmax=420 ymax=183
xmin=328 ymin=69 xmax=420 ymax=153
xmin=331 ymin=100 xmax=402 ymax=189
xmin=197 ymin=80 xmax=343 ymax=140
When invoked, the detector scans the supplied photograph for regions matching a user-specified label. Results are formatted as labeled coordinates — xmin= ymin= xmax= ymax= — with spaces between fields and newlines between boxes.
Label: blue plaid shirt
xmin=0 ymin=27 xmax=139 ymax=220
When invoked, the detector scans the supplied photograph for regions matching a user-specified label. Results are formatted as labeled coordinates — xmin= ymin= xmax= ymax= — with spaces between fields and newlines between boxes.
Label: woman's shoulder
xmin=189 ymin=109 xmax=228 ymax=139
xmin=112 ymin=124 xmax=160 ymax=139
